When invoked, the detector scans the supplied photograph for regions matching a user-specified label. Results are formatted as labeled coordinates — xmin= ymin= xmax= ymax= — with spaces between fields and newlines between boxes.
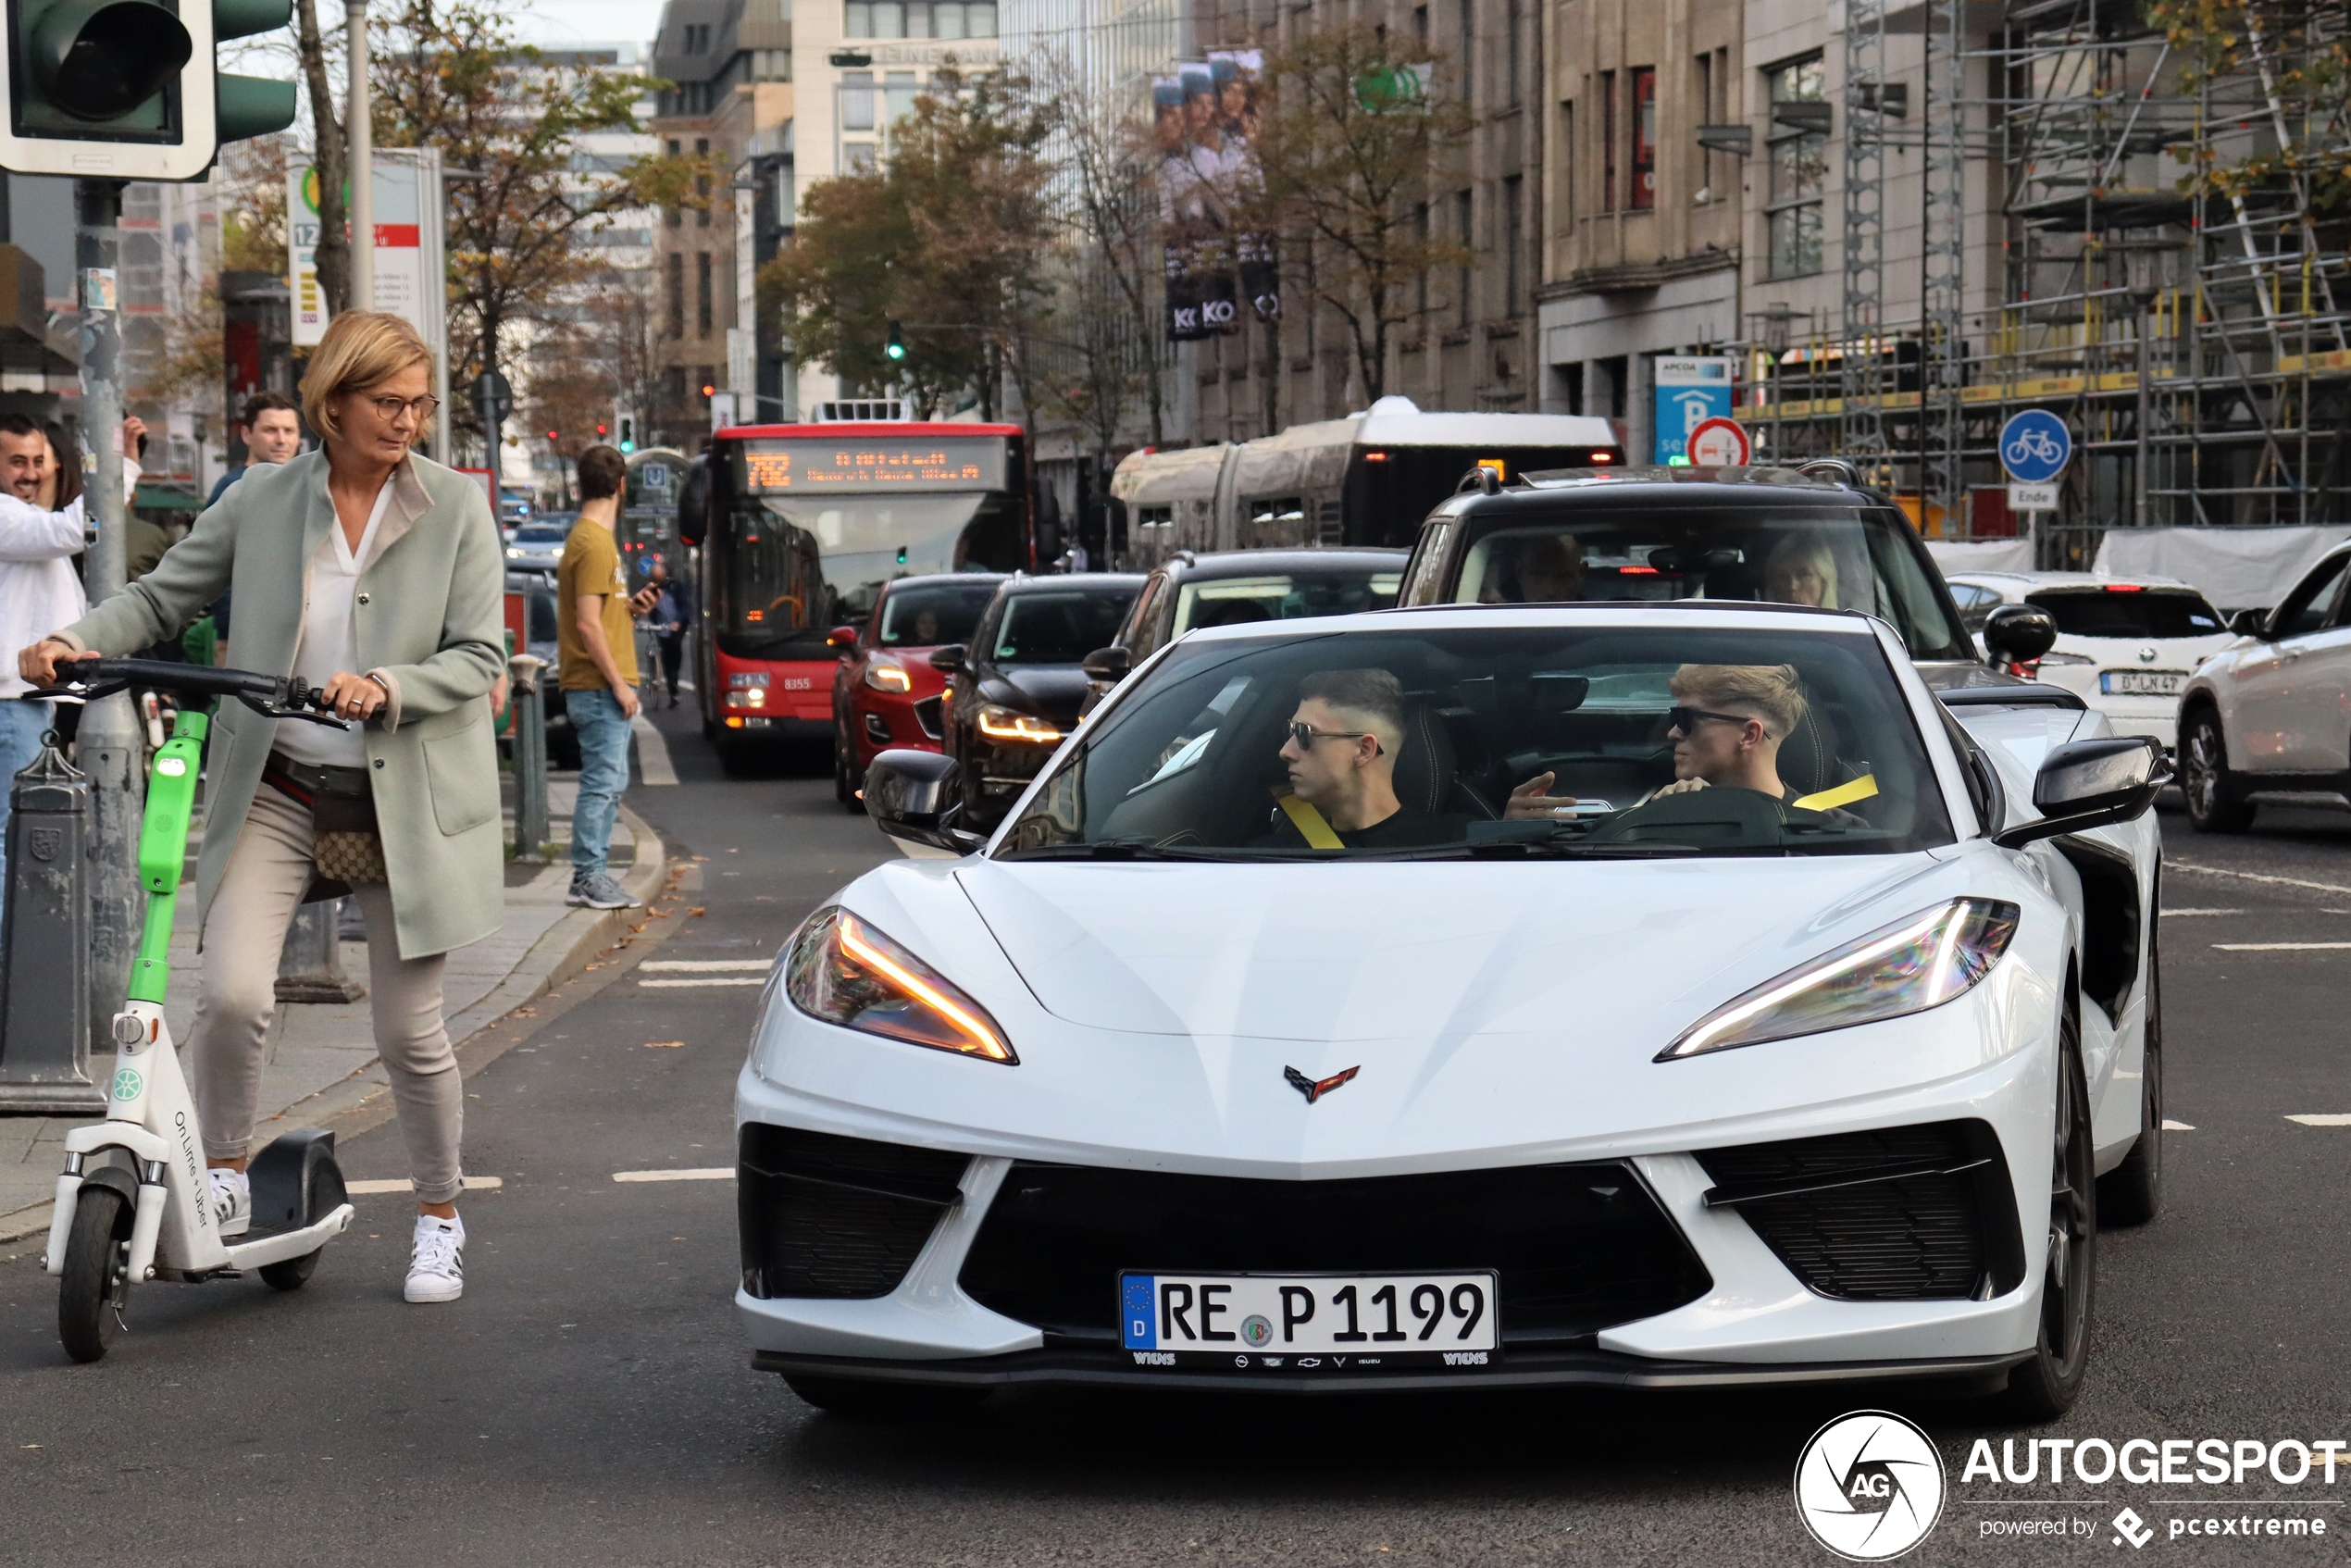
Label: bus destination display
xmin=740 ymin=438 xmax=1008 ymax=493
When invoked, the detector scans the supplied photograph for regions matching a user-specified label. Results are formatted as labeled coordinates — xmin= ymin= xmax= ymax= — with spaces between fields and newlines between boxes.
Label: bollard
xmin=0 ymin=734 xmax=102 ymax=1112
xmin=276 ymin=895 xmax=364 ymax=1003
xmin=510 ymin=653 xmax=550 ymax=861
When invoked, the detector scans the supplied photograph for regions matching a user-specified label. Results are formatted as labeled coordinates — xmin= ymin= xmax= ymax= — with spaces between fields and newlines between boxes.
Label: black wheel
xmin=2098 ymin=905 xmax=2164 ymax=1226
xmin=58 ymin=1185 xmax=132 ymax=1363
xmin=2002 ymin=1002 xmax=2096 ymax=1421
xmin=2180 ymin=707 xmax=2255 ymax=833
xmin=259 ymin=1159 xmax=347 ymax=1291
xmin=701 ymin=712 xmax=716 ymax=742
xmin=783 ymin=1375 xmax=991 ymax=1418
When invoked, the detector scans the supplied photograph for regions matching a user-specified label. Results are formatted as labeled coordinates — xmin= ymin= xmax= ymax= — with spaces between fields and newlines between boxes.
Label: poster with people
xmin=1155 ymin=49 xmax=1277 ymax=342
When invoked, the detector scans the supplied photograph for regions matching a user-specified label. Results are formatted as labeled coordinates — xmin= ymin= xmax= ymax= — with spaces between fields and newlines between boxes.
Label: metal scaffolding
xmin=1747 ymin=0 xmax=2351 ymax=563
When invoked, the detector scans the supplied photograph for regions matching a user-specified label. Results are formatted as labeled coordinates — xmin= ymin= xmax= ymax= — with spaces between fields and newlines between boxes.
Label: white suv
xmin=1947 ymin=571 xmax=2232 ymax=752
xmin=2177 ymin=543 xmax=2351 ymax=833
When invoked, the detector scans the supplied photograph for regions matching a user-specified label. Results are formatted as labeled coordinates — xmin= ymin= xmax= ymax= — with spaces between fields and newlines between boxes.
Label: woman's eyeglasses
xmin=362 ymin=393 xmax=442 ymax=425
xmin=1666 ymin=705 xmax=1753 ymax=735
xmin=1286 ymin=720 xmax=1380 ymax=754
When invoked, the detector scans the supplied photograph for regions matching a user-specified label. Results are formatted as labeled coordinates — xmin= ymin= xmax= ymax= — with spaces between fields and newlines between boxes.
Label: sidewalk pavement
xmin=0 ymin=759 xmax=673 ymax=1244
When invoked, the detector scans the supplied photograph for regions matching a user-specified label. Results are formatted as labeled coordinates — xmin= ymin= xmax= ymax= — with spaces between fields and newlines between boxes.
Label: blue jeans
xmin=0 ymin=698 xmax=54 ymax=922
xmin=565 ymin=688 xmax=631 ymax=880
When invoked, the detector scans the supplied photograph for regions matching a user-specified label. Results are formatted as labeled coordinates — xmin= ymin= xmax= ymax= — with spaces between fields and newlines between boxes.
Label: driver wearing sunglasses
xmin=1651 ymin=663 xmax=1813 ymax=803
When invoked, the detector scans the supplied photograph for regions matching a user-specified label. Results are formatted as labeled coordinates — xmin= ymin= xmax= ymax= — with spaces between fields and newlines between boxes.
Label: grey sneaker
xmin=567 ymin=872 xmax=638 ymax=910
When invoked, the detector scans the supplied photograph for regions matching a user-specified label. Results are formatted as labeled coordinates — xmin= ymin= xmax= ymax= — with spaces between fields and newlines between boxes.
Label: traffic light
xmin=595 ymin=422 xmax=608 ymax=437
xmin=0 ymin=0 xmax=297 ymax=180
xmin=545 ymin=429 xmax=559 ymax=442
xmin=616 ymin=413 xmax=637 ymax=454
xmin=885 ymin=320 xmax=906 ymax=362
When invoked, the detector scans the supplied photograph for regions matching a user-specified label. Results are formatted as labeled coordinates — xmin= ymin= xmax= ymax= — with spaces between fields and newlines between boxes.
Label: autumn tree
xmin=2150 ymin=0 xmax=2351 ymax=214
xmin=761 ymin=61 xmax=1057 ymax=417
xmin=368 ymin=0 xmax=712 ymax=450
xmin=1242 ymin=26 xmax=1472 ymax=401
xmin=292 ymin=0 xmax=352 ymax=315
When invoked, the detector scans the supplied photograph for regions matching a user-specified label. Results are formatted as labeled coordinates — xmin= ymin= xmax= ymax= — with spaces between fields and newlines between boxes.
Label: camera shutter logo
xmin=1793 ymin=1410 xmax=1946 ymax=1561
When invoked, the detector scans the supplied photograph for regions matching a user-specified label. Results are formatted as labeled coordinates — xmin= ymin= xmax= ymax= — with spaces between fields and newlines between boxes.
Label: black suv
xmin=1393 ymin=466 xmax=2013 ymax=678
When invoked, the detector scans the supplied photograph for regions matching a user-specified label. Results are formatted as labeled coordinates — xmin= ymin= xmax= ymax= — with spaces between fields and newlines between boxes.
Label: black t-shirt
xmin=1252 ymin=803 xmax=1471 ymax=851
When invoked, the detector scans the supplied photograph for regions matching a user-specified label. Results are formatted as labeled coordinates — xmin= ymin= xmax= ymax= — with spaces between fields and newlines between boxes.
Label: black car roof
xmin=997 ymin=572 xmax=1146 ymax=594
xmin=881 ymin=571 xmax=1007 ymax=591
xmin=1437 ymin=465 xmax=1874 ymax=522
xmin=1162 ymin=548 xmax=1408 ymax=579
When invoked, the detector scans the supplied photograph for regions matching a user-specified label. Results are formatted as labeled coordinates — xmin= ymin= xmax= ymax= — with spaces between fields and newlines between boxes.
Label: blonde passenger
xmin=1765 ymin=535 xmax=1839 ymax=608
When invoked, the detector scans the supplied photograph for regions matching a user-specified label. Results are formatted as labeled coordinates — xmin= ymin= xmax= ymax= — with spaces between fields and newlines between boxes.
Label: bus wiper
xmin=994 ymin=841 xmax=1241 ymax=862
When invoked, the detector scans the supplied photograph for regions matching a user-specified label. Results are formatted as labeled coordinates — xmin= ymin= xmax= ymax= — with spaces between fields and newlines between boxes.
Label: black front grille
xmin=911 ymin=695 xmax=943 ymax=740
xmin=738 ymin=1126 xmax=971 ymax=1300
xmin=1697 ymin=1121 xmax=2023 ymax=1302
xmin=958 ymin=1161 xmax=1710 ymax=1344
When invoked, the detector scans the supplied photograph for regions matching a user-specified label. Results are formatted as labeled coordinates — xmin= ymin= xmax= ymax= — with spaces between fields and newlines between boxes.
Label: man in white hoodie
xmin=0 ymin=412 xmax=104 ymax=916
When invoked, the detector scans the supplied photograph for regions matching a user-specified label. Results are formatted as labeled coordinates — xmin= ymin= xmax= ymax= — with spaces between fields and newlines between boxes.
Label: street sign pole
xmin=73 ymin=177 xmax=144 ymax=1056
xmin=472 ymin=369 xmax=513 ymax=490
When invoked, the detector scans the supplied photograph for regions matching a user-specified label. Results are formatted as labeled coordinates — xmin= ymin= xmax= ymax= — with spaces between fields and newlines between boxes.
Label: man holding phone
xmin=558 ymin=445 xmax=658 ymax=910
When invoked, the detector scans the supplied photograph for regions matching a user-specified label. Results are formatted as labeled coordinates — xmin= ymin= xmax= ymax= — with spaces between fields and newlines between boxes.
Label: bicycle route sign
xmin=1998 ymin=410 xmax=2071 ymax=484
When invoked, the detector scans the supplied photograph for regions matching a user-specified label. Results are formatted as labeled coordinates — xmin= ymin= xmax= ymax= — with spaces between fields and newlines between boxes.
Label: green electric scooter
xmin=43 ymin=658 xmax=356 ymax=1362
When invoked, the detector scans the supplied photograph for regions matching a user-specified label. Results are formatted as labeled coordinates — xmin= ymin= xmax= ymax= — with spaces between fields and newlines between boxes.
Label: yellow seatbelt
xmin=1275 ymin=793 xmax=1347 ymax=849
xmin=1791 ymin=773 xmax=1880 ymax=813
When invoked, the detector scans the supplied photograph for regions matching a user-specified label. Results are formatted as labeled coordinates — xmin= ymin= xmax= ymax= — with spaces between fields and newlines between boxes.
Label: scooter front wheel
xmin=58 ymin=1186 xmax=133 ymax=1363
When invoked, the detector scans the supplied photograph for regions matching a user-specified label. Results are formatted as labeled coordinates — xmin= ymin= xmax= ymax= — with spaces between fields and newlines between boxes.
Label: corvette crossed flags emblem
xmin=1284 ymin=1064 xmax=1359 ymax=1104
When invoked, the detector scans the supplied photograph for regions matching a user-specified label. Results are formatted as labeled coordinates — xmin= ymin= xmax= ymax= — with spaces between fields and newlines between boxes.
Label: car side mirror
xmin=929 ymin=645 xmax=968 ymax=674
xmin=1080 ymin=645 xmax=1131 ymax=681
xmin=1982 ymin=603 xmax=2059 ymax=667
xmin=826 ymin=625 xmax=859 ymax=654
xmin=1992 ymin=736 xmax=2169 ymax=849
xmin=864 ymin=749 xmax=985 ymax=854
xmin=2229 ymin=607 xmax=2271 ymax=638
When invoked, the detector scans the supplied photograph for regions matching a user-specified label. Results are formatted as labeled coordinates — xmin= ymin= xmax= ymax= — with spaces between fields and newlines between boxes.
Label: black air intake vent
xmin=737 ymin=1126 xmax=970 ymax=1300
xmin=1697 ymin=1120 xmax=2023 ymax=1301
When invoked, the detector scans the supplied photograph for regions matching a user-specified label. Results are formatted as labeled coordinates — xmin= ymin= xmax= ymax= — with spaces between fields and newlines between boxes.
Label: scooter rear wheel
xmin=260 ymin=1159 xmax=346 ymax=1291
xmin=58 ymin=1186 xmax=132 ymax=1363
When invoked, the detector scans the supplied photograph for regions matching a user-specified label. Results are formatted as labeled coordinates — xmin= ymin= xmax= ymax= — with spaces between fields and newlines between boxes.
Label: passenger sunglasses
xmin=1287 ymin=720 xmax=1380 ymax=755
xmin=1665 ymin=705 xmax=1754 ymax=734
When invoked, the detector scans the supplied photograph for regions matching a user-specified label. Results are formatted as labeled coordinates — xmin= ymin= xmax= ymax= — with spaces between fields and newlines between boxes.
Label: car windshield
xmin=513 ymin=525 xmax=570 ymax=546
xmin=878 ymin=580 xmax=998 ymax=646
xmin=998 ymin=621 xmax=1954 ymax=861
xmin=992 ymin=587 xmax=1138 ymax=666
xmin=1448 ymin=506 xmax=1972 ymax=661
xmin=2026 ymin=589 xmax=2222 ymax=640
xmin=1173 ymin=570 xmax=1403 ymax=635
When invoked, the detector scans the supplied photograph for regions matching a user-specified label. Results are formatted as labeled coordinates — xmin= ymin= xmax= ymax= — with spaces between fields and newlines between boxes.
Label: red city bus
xmin=679 ymin=422 xmax=1031 ymax=763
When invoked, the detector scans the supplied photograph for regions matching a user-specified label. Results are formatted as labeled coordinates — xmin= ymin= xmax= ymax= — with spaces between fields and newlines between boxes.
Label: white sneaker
xmin=208 ymin=1167 xmax=251 ymax=1238
xmin=404 ymin=1213 xmax=466 ymax=1303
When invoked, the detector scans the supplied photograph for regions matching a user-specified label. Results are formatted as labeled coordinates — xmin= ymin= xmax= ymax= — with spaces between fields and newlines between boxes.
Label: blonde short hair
xmin=301 ymin=311 xmax=434 ymax=441
xmin=1670 ymin=663 xmax=1809 ymax=740
xmin=1765 ymin=534 xmax=1840 ymax=605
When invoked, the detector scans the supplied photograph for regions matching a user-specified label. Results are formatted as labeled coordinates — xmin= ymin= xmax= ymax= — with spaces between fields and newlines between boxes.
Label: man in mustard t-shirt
xmin=558 ymin=444 xmax=657 ymax=908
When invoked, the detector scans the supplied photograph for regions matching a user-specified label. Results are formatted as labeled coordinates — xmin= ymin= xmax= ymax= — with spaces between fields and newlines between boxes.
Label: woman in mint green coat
xmin=19 ymin=311 xmax=504 ymax=1306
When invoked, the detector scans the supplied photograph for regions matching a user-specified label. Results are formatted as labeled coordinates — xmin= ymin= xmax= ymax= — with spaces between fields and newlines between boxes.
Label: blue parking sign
xmin=1998 ymin=410 xmax=2072 ymax=483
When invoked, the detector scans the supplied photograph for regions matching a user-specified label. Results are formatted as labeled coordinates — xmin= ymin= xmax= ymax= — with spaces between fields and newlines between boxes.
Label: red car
xmin=831 ymin=572 xmax=1006 ymax=810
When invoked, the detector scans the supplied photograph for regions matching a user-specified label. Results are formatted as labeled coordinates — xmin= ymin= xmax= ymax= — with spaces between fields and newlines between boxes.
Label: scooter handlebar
xmin=58 ymin=658 xmax=348 ymax=728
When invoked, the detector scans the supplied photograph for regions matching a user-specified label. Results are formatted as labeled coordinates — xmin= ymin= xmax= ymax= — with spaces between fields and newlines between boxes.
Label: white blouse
xmin=273 ymin=479 xmax=392 ymax=767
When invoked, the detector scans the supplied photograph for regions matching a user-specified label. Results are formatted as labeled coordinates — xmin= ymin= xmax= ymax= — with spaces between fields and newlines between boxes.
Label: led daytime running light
xmin=786 ymin=908 xmax=1015 ymax=1064
xmin=1659 ymin=898 xmax=2020 ymax=1061
xmin=865 ymin=660 xmax=913 ymax=692
xmin=977 ymin=704 xmax=1062 ymax=744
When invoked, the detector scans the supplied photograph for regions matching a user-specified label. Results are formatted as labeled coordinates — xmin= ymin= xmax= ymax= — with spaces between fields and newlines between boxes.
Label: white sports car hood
xmin=952 ymin=853 xmax=1962 ymax=1054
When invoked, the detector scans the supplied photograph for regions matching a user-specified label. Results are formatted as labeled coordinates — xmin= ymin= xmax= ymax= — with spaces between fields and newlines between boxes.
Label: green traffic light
xmin=620 ymin=441 xmax=636 ymax=454
xmin=885 ymin=321 xmax=906 ymax=362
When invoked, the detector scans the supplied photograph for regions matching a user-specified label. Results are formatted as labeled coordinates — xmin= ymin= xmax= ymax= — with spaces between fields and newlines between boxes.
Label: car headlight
xmin=977 ymin=703 xmax=1061 ymax=744
xmin=504 ymin=547 xmax=523 ymax=558
xmin=784 ymin=908 xmax=1015 ymax=1064
xmin=865 ymin=660 xmax=912 ymax=692
xmin=1657 ymin=898 xmax=2020 ymax=1061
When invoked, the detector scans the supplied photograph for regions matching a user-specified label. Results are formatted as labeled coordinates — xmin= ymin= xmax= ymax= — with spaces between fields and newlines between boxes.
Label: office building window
xmin=1629 ymin=67 xmax=1656 ymax=210
xmin=1503 ymin=174 xmax=1524 ymax=312
xmin=1506 ymin=0 xmax=1522 ymax=106
xmin=1456 ymin=189 xmax=1474 ymax=328
xmin=666 ymin=251 xmax=684 ymax=337
xmin=1766 ymin=54 xmax=1826 ymax=278
xmin=842 ymin=71 xmax=875 ymax=131
xmin=697 ymin=253 xmax=713 ymax=335
xmin=682 ymin=22 xmax=709 ymax=52
xmin=665 ymin=140 xmax=683 ymax=227
xmin=695 ymin=138 xmax=711 ymax=228
xmin=845 ymin=1 xmax=995 ymax=37
xmin=886 ymin=71 xmax=919 ymax=124
xmin=1558 ymin=100 xmax=1574 ymax=224
xmin=1460 ymin=0 xmax=1474 ymax=106
xmin=1416 ymin=202 xmax=1430 ymax=317
xmin=844 ymin=143 xmax=877 ymax=170
xmin=1600 ymin=72 xmax=1616 ymax=212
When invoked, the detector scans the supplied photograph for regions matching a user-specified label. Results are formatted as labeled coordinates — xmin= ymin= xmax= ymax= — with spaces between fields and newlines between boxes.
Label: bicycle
xmin=42 ymin=658 xmax=357 ymax=1363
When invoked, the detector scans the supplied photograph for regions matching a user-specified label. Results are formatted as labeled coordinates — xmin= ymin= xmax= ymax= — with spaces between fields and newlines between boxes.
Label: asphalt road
xmin=6 ymin=716 xmax=2351 ymax=1566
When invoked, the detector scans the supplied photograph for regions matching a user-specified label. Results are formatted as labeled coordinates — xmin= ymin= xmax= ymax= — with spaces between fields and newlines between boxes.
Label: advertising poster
xmin=1156 ymin=50 xmax=1275 ymax=342
xmin=1653 ymin=355 xmax=1735 ymax=465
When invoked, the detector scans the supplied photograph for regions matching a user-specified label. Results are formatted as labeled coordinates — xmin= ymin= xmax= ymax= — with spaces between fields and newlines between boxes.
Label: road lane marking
xmin=2210 ymin=942 xmax=2351 ymax=952
xmin=641 ymin=960 xmax=770 ymax=971
xmin=2161 ymin=908 xmax=2243 ymax=916
xmin=613 ymin=1168 xmax=735 ymax=1183
xmin=344 ymin=1176 xmax=504 ymax=1195
xmin=2167 ymin=859 xmax=2351 ymax=897
xmin=631 ymin=713 xmax=678 ymax=786
xmin=2286 ymin=1114 xmax=2351 ymax=1126
xmin=639 ymin=977 xmax=765 ymax=988
xmin=2161 ymin=1120 xmax=2196 ymax=1131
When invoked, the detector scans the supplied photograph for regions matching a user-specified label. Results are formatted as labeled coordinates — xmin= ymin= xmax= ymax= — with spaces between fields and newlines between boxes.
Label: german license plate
xmin=1119 ymin=1272 xmax=1499 ymax=1369
xmin=2101 ymin=669 xmax=2186 ymax=696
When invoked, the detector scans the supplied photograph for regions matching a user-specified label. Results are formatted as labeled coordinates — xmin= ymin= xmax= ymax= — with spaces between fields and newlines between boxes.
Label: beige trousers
xmin=189 ymin=783 xmax=463 ymax=1203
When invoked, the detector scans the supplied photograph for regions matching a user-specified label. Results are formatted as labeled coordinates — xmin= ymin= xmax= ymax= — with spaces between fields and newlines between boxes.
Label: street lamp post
xmin=348 ymin=0 xmax=373 ymax=309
